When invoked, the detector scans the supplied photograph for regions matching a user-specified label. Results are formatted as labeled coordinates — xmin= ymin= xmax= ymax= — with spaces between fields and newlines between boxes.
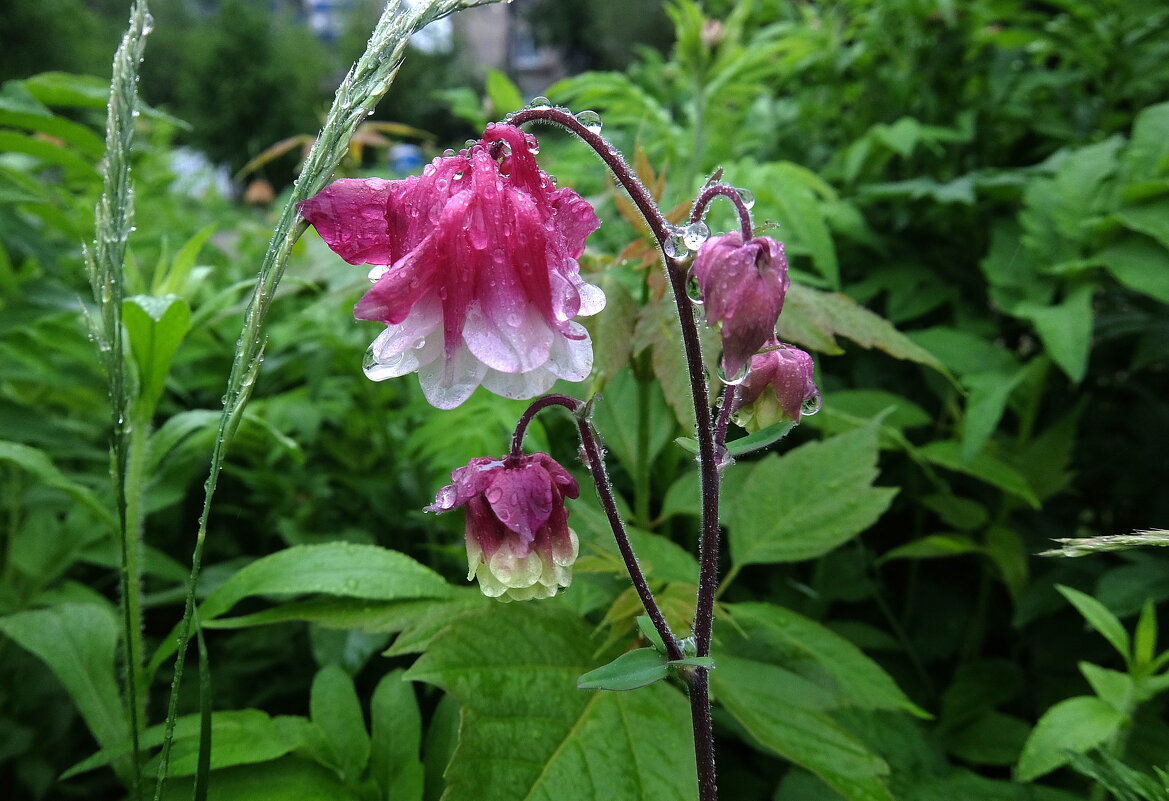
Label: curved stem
xmin=715 ymin=385 xmax=736 ymax=451
xmin=691 ymin=184 xmax=753 ymax=241
xmin=510 ymin=395 xmax=683 ymax=661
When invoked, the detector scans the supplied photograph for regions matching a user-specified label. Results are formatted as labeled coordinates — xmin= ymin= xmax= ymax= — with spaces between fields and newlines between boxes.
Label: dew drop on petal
xmin=367 ymin=264 xmax=389 ymax=283
xmin=736 ymin=187 xmax=756 ymax=209
xmin=575 ymin=109 xmax=602 ymax=134
xmin=716 ymin=359 xmax=750 ymax=386
xmin=685 ymin=270 xmax=704 ymax=304
xmin=683 ymin=221 xmax=710 ymax=250
xmin=486 ymin=486 xmax=504 ymax=503
xmin=801 ymin=391 xmax=823 ymax=417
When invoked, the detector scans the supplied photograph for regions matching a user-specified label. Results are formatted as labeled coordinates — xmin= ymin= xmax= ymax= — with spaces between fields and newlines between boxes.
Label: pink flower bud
xmin=730 ymin=343 xmax=820 ymax=431
xmin=298 ymin=124 xmax=604 ymax=409
xmin=428 ymin=453 xmax=580 ymax=602
xmin=691 ymin=232 xmax=789 ymax=380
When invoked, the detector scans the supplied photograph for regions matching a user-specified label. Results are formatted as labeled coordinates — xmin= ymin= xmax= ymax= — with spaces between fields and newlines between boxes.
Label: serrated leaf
xmin=577 ymin=648 xmax=670 ymax=691
xmin=726 ymin=423 xmax=897 ymax=565
xmin=1056 ymin=585 xmax=1130 ymax=662
xmin=405 ymin=604 xmax=697 ymax=801
xmin=779 ymin=284 xmax=949 ymax=375
xmin=1015 ymin=696 xmax=1124 ymax=781
xmin=150 ymin=545 xmax=452 ymax=674
xmin=917 ymin=440 xmax=1040 ymax=508
xmin=720 ymin=603 xmax=925 ymax=717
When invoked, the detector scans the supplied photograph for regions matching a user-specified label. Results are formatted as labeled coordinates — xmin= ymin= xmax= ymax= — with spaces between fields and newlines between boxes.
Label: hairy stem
xmin=691 ymin=184 xmax=754 ymax=242
xmin=510 ymin=395 xmax=683 ymax=661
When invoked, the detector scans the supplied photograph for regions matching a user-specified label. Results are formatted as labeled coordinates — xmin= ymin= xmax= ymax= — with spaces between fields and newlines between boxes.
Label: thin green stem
xmin=122 ymin=413 xmax=152 ymax=735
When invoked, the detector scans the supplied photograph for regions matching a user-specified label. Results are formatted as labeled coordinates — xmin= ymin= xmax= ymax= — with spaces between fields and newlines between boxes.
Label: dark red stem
xmin=691 ymin=183 xmax=754 ymax=241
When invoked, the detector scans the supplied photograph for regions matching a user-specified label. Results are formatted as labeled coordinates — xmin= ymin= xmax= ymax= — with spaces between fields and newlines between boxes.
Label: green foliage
xmin=4 ymin=0 xmax=1169 ymax=799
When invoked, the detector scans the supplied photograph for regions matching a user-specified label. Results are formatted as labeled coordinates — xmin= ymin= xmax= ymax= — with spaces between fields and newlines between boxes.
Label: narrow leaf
xmin=577 ymin=648 xmax=670 ymax=691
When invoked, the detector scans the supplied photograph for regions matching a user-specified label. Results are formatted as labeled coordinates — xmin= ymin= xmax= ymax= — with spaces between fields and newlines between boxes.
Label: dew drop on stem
xmin=682 ymin=221 xmax=710 ymax=251
xmin=716 ymin=359 xmax=750 ymax=386
xmin=735 ymin=187 xmax=756 ymax=210
xmin=575 ymin=109 xmax=602 ymax=134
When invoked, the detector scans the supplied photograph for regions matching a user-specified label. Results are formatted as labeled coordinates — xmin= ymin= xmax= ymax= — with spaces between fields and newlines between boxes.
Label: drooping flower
xmin=691 ymin=232 xmax=789 ymax=380
xmin=729 ymin=341 xmax=820 ymax=432
xmin=428 ymin=452 xmax=580 ymax=601
xmin=298 ymin=123 xmax=604 ymax=409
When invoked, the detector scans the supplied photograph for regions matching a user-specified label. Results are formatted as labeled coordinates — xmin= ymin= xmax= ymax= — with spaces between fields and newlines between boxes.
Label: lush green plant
xmin=2 ymin=1 xmax=1169 ymax=800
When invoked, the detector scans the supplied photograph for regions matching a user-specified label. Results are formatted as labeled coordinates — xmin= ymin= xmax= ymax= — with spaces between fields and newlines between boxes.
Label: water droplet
xmin=575 ymin=109 xmax=602 ymax=134
xmin=414 ymin=337 xmax=427 ymax=350
xmin=685 ymin=270 xmax=704 ymax=304
xmin=736 ymin=188 xmax=756 ymax=209
xmin=801 ymin=392 xmax=822 ymax=417
xmin=682 ymin=221 xmax=710 ymax=251
xmin=367 ymin=265 xmax=389 ymax=283
xmin=716 ymin=359 xmax=750 ymax=386
xmin=485 ymin=486 xmax=504 ymax=503
xmin=663 ymin=227 xmax=689 ymax=259
xmin=529 ymin=96 xmax=551 ymax=108
xmin=506 ymin=313 xmax=521 ymax=327
xmin=142 ymin=12 xmax=155 ymax=34
xmin=362 ymin=347 xmax=377 ymax=371
xmin=442 ymin=148 xmax=455 ymax=157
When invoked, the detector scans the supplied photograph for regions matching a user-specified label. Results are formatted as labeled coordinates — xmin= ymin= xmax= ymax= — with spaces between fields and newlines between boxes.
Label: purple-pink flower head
xmin=691 ymin=232 xmax=789 ymax=380
xmin=428 ymin=453 xmax=580 ymax=601
xmin=298 ymin=123 xmax=604 ymax=409
xmin=730 ymin=342 xmax=820 ymax=432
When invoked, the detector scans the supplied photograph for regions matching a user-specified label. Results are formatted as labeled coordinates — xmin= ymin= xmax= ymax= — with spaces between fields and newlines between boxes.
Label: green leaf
xmin=943 ymin=711 xmax=1030 ymax=766
xmin=636 ymin=615 xmax=667 ymax=653
xmin=917 ymin=441 xmax=1040 ymax=508
xmin=0 ymin=604 xmax=131 ymax=777
xmin=150 ymin=545 xmax=452 ymax=674
xmin=158 ymin=756 xmax=359 ymax=801
xmin=1114 ymin=201 xmax=1169 ymax=251
xmin=591 ymin=368 xmax=677 ymax=480
xmin=370 ymin=670 xmax=423 ymax=801
xmin=406 ymin=604 xmax=697 ymax=801
xmin=1097 ymin=234 xmax=1169 ymax=304
xmin=1079 ymin=663 xmax=1133 ymax=713
xmin=779 ymin=284 xmax=949 ymax=376
xmin=719 ymin=603 xmax=925 ymax=717
xmin=200 ymin=544 xmax=452 ymax=621
xmin=1017 ymin=283 xmax=1095 ymax=383
xmin=1133 ymin=600 xmax=1158 ymax=669
xmin=1015 ymin=696 xmax=1124 ymax=781
xmin=726 ymin=423 xmax=897 ymax=565
xmin=1056 ymin=585 xmax=1130 ymax=662
xmin=711 ymin=655 xmax=893 ymax=801
xmin=0 ymin=440 xmax=115 ymax=528
xmin=577 ymin=648 xmax=670 ymax=691
xmin=484 ymin=69 xmax=524 ymax=117
xmin=23 ymin=71 xmax=112 ymax=108
xmin=726 ymin=420 xmax=797 ymax=455
xmin=311 ymin=666 xmax=370 ymax=782
xmin=878 ymin=534 xmax=981 ymax=563
xmin=962 ymin=368 xmax=1028 ymax=461
xmin=157 ymin=223 xmax=216 ymax=296
xmin=123 ymin=294 xmax=191 ymax=413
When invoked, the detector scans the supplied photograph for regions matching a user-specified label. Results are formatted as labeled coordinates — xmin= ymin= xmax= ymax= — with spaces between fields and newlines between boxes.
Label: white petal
xmin=546 ymin=323 xmax=593 ymax=383
xmin=416 ymin=342 xmax=486 ymax=409
xmin=462 ymin=300 xmax=553 ymax=374
xmin=576 ymin=281 xmax=606 ymax=317
xmin=480 ymin=365 xmax=557 ymax=400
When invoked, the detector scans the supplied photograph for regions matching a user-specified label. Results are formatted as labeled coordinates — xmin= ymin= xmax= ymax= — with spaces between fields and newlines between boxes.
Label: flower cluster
xmin=692 ymin=229 xmax=818 ymax=427
xmin=299 ymin=123 xmax=604 ymax=409
xmin=428 ymin=453 xmax=580 ymax=602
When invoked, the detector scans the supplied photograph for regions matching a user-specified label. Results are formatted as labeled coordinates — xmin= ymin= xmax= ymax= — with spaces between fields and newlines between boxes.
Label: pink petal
xmin=298 ymin=178 xmax=394 ymax=265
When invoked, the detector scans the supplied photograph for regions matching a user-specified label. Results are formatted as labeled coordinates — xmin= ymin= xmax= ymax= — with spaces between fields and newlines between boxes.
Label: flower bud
xmin=730 ymin=343 xmax=820 ymax=432
xmin=428 ymin=453 xmax=580 ymax=602
xmin=691 ymin=232 xmax=789 ymax=379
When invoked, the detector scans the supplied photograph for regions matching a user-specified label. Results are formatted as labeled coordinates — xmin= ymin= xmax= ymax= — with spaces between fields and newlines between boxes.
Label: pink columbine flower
xmin=298 ymin=123 xmax=604 ymax=409
xmin=691 ymin=232 xmax=789 ymax=380
xmin=729 ymin=341 xmax=820 ymax=432
xmin=428 ymin=453 xmax=580 ymax=601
